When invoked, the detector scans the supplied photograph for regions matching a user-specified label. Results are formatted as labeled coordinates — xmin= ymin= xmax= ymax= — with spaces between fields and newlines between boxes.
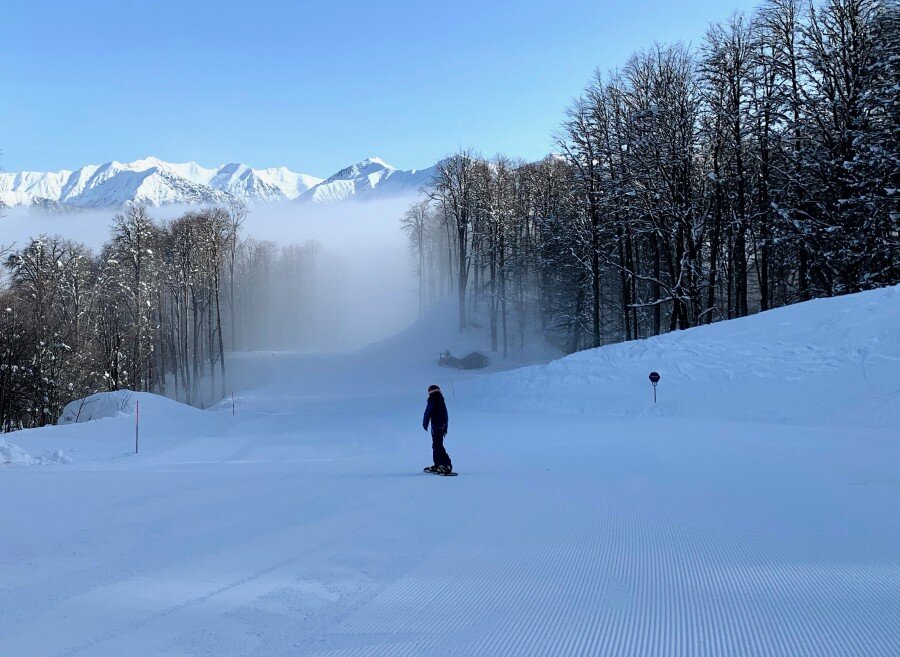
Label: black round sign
xmin=649 ymin=371 xmax=660 ymax=384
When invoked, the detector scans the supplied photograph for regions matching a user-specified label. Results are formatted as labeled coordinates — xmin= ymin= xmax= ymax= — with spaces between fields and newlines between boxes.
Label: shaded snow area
xmin=2 ymin=288 xmax=898 ymax=656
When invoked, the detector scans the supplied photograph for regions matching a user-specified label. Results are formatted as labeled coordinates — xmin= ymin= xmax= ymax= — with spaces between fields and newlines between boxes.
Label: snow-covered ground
xmin=2 ymin=287 xmax=898 ymax=656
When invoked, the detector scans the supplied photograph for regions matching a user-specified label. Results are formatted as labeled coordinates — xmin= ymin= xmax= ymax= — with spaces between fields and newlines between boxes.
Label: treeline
xmin=0 ymin=203 xmax=319 ymax=432
xmin=404 ymin=0 xmax=898 ymax=355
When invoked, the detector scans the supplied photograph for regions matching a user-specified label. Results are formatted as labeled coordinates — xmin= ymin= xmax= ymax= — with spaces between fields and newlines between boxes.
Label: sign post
xmin=648 ymin=371 xmax=660 ymax=403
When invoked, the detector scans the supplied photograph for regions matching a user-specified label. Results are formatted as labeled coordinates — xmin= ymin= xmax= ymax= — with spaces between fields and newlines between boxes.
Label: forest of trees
xmin=403 ymin=0 xmax=898 ymax=357
xmin=0 ymin=202 xmax=320 ymax=432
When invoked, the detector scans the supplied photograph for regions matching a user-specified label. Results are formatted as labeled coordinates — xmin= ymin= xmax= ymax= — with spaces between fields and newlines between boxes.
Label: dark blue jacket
xmin=423 ymin=391 xmax=449 ymax=432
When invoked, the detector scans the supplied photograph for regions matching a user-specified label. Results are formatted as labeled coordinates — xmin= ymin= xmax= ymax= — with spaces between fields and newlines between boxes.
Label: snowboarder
xmin=422 ymin=384 xmax=454 ymax=475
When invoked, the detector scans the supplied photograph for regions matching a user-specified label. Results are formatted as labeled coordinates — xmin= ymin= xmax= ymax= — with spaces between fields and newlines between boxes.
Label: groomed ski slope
xmin=2 ymin=286 xmax=898 ymax=657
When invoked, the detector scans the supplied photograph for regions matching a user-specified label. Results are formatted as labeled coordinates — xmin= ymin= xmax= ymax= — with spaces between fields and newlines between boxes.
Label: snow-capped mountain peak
xmin=322 ymin=157 xmax=393 ymax=183
xmin=303 ymin=157 xmax=434 ymax=205
xmin=0 ymin=156 xmax=433 ymax=209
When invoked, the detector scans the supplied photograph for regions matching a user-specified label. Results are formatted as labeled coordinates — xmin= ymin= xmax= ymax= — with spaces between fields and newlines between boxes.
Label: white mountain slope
xmin=301 ymin=157 xmax=436 ymax=204
xmin=0 ymin=157 xmax=322 ymax=208
xmin=0 ymin=156 xmax=433 ymax=209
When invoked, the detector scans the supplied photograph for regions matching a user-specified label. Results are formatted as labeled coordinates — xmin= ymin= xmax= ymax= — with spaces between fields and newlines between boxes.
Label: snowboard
xmin=423 ymin=467 xmax=459 ymax=477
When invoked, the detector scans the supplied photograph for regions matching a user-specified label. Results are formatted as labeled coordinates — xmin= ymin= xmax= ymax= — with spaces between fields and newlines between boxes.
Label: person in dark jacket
xmin=422 ymin=384 xmax=453 ymax=474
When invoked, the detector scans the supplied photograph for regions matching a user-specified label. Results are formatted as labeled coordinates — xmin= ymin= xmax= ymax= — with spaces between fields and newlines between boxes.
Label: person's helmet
xmin=428 ymin=385 xmax=441 ymax=393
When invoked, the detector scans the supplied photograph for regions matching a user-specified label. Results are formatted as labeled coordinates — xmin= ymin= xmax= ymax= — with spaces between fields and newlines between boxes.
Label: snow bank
xmin=1 ymin=390 xmax=218 ymax=464
xmin=0 ymin=440 xmax=35 ymax=465
xmin=58 ymin=390 xmax=139 ymax=424
xmin=58 ymin=390 xmax=203 ymax=425
xmin=463 ymin=285 xmax=900 ymax=428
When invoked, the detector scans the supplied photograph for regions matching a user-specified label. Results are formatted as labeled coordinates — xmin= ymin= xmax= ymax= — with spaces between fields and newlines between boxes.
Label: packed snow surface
xmin=1 ymin=287 xmax=898 ymax=656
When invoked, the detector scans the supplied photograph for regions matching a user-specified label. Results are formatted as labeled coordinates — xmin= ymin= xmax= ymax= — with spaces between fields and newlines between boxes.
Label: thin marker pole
xmin=231 ymin=392 xmax=235 ymax=416
xmin=135 ymin=400 xmax=140 ymax=454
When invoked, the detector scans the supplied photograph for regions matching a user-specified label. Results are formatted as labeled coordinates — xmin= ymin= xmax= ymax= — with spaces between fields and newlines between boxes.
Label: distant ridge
xmin=0 ymin=156 xmax=435 ymax=209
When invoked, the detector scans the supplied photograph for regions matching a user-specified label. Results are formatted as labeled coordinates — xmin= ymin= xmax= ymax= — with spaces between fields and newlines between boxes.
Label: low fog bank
xmin=1 ymin=198 xmax=420 ymax=353
xmin=240 ymin=198 xmax=420 ymax=352
xmin=1 ymin=205 xmax=116 ymax=250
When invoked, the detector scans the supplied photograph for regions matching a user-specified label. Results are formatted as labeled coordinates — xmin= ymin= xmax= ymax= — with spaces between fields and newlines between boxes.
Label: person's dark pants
xmin=431 ymin=427 xmax=452 ymax=468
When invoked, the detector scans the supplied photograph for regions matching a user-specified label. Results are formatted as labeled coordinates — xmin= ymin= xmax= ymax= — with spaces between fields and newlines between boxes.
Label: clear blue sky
xmin=2 ymin=0 xmax=759 ymax=175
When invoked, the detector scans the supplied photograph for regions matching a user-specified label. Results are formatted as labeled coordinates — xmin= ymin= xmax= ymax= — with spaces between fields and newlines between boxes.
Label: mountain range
xmin=0 ymin=156 xmax=435 ymax=209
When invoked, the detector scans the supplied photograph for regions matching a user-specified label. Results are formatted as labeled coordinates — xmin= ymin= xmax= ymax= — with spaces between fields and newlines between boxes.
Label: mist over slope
xmin=0 ymin=196 xmax=421 ymax=354
xmin=238 ymin=197 xmax=421 ymax=352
